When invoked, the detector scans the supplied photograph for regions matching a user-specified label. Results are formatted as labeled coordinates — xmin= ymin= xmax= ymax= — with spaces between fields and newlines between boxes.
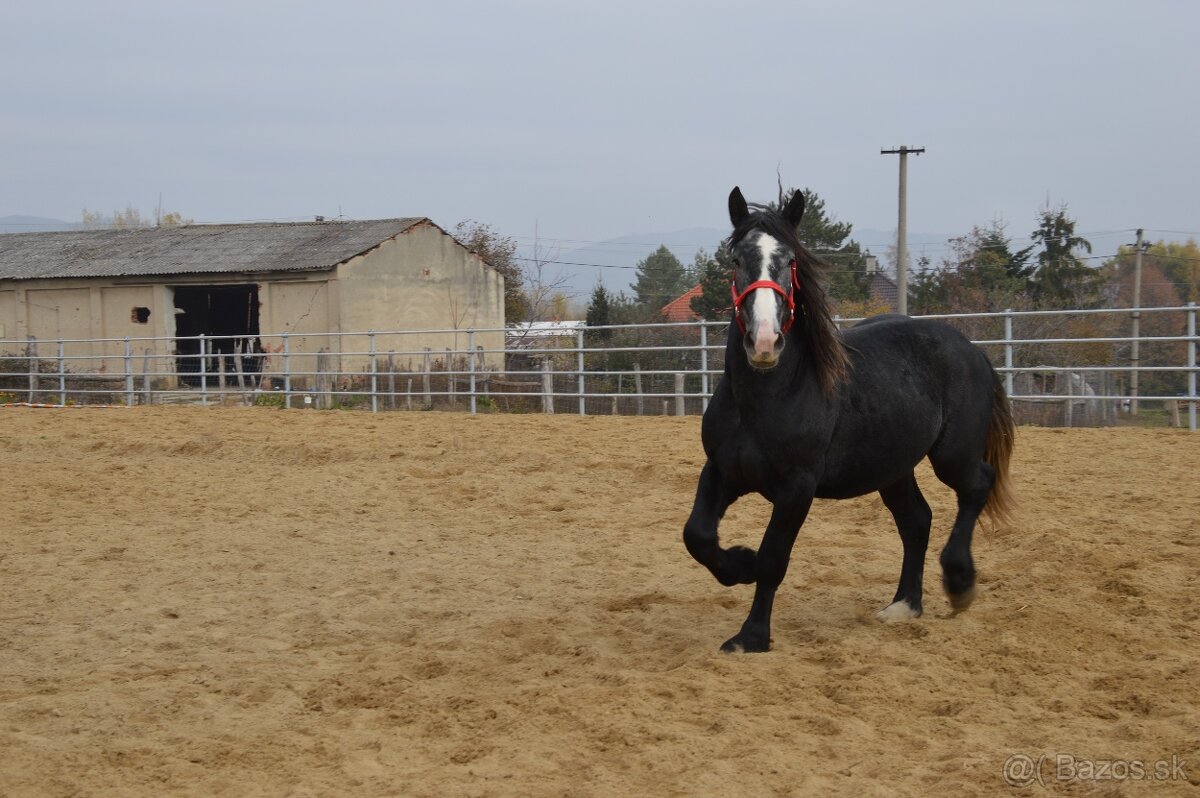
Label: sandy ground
xmin=0 ymin=407 xmax=1197 ymax=797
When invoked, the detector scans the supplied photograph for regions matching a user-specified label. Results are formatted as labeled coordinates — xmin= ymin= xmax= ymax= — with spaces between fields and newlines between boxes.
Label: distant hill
xmin=542 ymin=227 xmax=727 ymax=298
xmin=0 ymin=215 xmax=78 ymax=233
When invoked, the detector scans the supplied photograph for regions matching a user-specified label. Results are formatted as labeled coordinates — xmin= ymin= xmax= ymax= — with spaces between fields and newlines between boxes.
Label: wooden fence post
xmin=674 ymin=373 xmax=685 ymax=416
xmin=634 ymin=362 xmax=644 ymax=416
xmin=422 ymin=348 xmax=432 ymax=408
xmin=316 ymin=348 xmax=333 ymax=409
xmin=233 ymin=339 xmax=250 ymax=404
xmin=142 ymin=348 xmax=153 ymax=405
xmin=26 ymin=336 xmax=37 ymax=403
xmin=57 ymin=339 xmax=66 ymax=406
xmin=542 ymin=359 xmax=554 ymax=414
xmin=1064 ymin=369 xmax=1074 ymax=427
xmin=387 ymin=352 xmax=396 ymax=411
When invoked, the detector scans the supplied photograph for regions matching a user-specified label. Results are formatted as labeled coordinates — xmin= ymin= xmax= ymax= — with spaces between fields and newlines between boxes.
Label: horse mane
xmin=729 ymin=205 xmax=851 ymax=395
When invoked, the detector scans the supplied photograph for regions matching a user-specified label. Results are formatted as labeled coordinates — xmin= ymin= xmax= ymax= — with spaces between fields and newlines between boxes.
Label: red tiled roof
xmin=868 ymin=272 xmax=899 ymax=312
xmin=661 ymin=284 xmax=703 ymax=322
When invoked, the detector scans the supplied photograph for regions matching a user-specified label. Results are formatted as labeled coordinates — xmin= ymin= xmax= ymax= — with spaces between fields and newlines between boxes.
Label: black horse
xmin=683 ymin=187 xmax=1015 ymax=652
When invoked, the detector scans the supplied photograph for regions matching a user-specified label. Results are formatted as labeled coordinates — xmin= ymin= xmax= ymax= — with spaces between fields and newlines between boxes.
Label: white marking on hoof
xmin=875 ymin=600 xmax=920 ymax=623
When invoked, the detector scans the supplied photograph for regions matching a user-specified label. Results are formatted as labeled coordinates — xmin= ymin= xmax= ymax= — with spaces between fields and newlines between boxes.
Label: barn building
xmin=0 ymin=218 xmax=505 ymax=383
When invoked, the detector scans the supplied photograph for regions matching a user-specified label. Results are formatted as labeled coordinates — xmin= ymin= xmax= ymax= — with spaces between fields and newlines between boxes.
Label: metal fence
xmin=1 ymin=304 xmax=1196 ymax=430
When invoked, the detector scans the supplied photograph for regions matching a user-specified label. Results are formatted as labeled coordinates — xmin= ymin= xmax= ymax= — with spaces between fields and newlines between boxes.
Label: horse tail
xmin=982 ymin=369 xmax=1016 ymax=526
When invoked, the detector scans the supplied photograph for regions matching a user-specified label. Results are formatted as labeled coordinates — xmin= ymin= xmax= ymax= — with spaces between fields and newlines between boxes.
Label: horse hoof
xmin=716 ymin=545 xmax=757 ymax=586
xmin=875 ymin=600 xmax=921 ymax=623
xmin=947 ymin=585 xmax=976 ymax=611
xmin=720 ymin=633 xmax=770 ymax=653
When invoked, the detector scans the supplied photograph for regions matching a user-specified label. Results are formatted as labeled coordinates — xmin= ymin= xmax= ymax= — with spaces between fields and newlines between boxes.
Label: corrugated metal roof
xmin=0 ymin=218 xmax=426 ymax=280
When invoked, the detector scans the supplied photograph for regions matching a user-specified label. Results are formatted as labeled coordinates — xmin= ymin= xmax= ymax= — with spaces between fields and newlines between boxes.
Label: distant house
xmin=867 ymin=272 xmax=899 ymax=312
xmin=864 ymin=254 xmax=899 ymax=312
xmin=661 ymin=285 xmax=703 ymax=323
xmin=0 ymin=218 xmax=505 ymax=382
xmin=505 ymin=320 xmax=586 ymax=350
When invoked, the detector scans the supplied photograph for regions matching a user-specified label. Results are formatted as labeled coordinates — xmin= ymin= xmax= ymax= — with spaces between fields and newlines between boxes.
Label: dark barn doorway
xmin=174 ymin=285 xmax=263 ymax=386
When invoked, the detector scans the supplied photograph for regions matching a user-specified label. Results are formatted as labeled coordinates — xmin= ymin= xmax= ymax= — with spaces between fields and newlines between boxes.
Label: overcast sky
xmin=3 ymin=0 xmax=1198 ymax=267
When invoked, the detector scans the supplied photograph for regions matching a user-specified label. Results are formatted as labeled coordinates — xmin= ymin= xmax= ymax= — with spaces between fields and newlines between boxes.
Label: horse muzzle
xmin=745 ymin=318 xmax=784 ymax=369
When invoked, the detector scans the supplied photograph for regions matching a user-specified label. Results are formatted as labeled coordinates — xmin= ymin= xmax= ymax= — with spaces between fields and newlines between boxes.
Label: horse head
xmin=727 ymin=186 xmax=806 ymax=370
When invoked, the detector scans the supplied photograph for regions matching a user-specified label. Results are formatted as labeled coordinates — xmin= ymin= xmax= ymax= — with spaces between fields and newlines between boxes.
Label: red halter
xmin=731 ymin=259 xmax=801 ymax=335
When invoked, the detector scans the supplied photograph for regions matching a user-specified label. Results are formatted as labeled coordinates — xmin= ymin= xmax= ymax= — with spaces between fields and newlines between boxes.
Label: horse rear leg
xmin=875 ymin=473 xmax=932 ymax=621
xmin=931 ymin=457 xmax=995 ymax=610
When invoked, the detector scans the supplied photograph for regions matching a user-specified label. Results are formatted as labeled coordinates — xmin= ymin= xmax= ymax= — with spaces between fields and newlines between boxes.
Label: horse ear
xmin=728 ymin=186 xmax=749 ymax=227
xmin=782 ymin=189 xmax=805 ymax=229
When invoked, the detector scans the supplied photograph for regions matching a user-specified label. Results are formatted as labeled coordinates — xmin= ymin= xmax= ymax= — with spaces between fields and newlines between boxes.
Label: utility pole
xmin=881 ymin=146 xmax=924 ymax=315
xmin=1130 ymin=228 xmax=1148 ymax=415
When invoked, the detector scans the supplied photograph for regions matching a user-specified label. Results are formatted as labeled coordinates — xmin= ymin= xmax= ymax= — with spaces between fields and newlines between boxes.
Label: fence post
xmin=124 ymin=337 xmax=134 ymax=407
xmin=317 ymin=348 xmax=333 ymax=409
xmin=232 ymin=340 xmax=249 ymax=402
xmin=422 ymin=347 xmax=432 ymax=409
xmin=468 ymin=330 xmax=477 ymax=415
xmin=700 ymin=323 xmax=709 ymax=413
xmin=1188 ymin=302 xmax=1196 ymax=432
xmin=282 ymin=332 xmax=291 ymax=409
xmin=387 ymin=351 xmax=397 ymax=411
xmin=26 ymin=336 xmax=36 ymax=403
xmin=577 ymin=328 xmax=585 ymax=416
xmin=1003 ymin=309 xmax=1014 ymax=399
xmin=199 ymin=334 xmax=208 ymax=407
xmin=369 ymin=331 xmax=378 ymax=414
xmin=142 ymin=348 xmax=152 ymax=405
xmin=1064 ymin=368 xmax=1074 ymax=428
xmin=634 ymin=362 xmax=644 ymax=416
xmin=57 ymin=339 xmax=66 ymax=406
xmin=542 ymin=359 xmax=554 ymax=414
xmin=675 ymin=373 xmax=685 ymax=416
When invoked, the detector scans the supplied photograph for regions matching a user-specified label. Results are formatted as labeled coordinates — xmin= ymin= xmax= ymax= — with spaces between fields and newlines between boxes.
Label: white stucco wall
xmin=335 ymin=222 xmax=505 ymax=368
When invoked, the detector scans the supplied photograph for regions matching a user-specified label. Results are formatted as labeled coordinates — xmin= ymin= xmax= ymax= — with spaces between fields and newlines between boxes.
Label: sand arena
xmin=1 ymin=408 xmax=1197 ymax=796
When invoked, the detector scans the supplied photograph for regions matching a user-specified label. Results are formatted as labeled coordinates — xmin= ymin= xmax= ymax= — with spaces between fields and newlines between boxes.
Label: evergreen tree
xmin=585 ymin=283 xmax=614 ymax=342
xmin=632 ymin=245 xmax=688 ymax=310
xmin=690 ymin=243 xmax=736 ymax=320
xmin=691 ymin=186 xmax=868 ymax=316
xmin=781 ymin=188 xmax=868 ymax=303
xmin=1028 ymin=204 xmax=1097 ymax=307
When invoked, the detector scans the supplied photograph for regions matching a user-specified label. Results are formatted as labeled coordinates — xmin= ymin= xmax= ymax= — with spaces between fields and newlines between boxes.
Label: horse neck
xmin=724 ymin=322 xmax=809 ymax=408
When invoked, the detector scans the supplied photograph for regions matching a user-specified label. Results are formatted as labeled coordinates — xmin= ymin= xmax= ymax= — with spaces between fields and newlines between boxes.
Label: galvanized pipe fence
xmin=1 ymin=304 xmax=1196 ymax=430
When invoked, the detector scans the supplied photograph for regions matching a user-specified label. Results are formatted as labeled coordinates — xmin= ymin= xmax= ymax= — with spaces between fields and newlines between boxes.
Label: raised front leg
xmin=683 ymin=461 xmax=755 ymax=586
xmin=721 ymin=489 xmax=814 ymax=653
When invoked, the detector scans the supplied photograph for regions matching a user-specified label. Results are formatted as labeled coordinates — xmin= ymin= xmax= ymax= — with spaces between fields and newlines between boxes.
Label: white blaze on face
xmin=750 ymin=232 xmax=782 ymax=358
